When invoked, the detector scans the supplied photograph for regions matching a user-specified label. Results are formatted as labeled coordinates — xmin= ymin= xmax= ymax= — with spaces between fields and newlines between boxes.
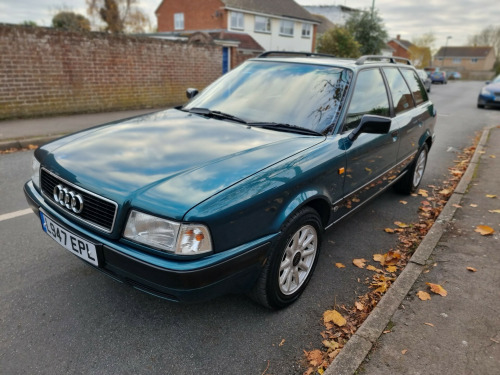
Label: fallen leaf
xmin=486 ymin=194 xmax=497 ymax=198
xmin=424 ymin=322 xmax=435 ymax=327
xmin=490 ymin=155 xmax=496 ymax=158
xmin=365 ymin=167 xmax=372 ymax=173
xmin=27 ymin=144 xmax=38 ymax=150
xmin=335 ymin=263 xmax=346 ymax=268
xmin=386 ymin=265 xmax=397 ymax=273
xmin=323 ymin=310 xmax=347 ymax=327
xmin=439 ymin=188 xmax=452 ymax=196
xmin=402 ymin=349 xmax=408 ymax=355
xmin=452 ymin=204 xmax=462 ymax=208
xmin=279 ymin=339 xmax=285 ymax=347
xmin=322 ymin=340 xmax=339 ymax=350
xmin=418 ymin=189 xmax=429 ymax=197
xmin=491 ymin=338 xmax=500 ymax=344
xmin=417 ymin=291 xmax=431 ymax=301
xmin=383 ymin=330 xmax=391 ymax=334
xmin=366 ymin=265 xmax=383 ymax=273
xmin=399 ymin=200 xmax=408 ymax=205
xmin=355 ymin=301 xmax=364 ymax=311
xmin=353 ymin=258 xmax=366 ymax=268
xmin=304 ymin=349 xmax=324 ymax=367
xmin=466 ymin=267 xmax=477 ymax=272
xmin=394 ymin=221 xmax=410 ymax=228
xmin=489 ymin=209 xmax=500 ymax=214
xmin=475 ymin=225 xmax=495 ymax=236
xmin=427 ymin=282 xmax=448 ymax=296
xmin=373 ymin=253 xmax=385 ymax=264
xmin=470 ymin=204 xmax=478 ymax=207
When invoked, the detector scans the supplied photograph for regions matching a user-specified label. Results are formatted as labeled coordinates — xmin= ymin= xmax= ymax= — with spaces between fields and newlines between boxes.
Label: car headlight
xmin=481 ymin=87 xmax=492 ymax=96
xmin=32 ymin=156 xmax=41 ymax=190
xmin=123 ymin=210 xmax=212 ymax=256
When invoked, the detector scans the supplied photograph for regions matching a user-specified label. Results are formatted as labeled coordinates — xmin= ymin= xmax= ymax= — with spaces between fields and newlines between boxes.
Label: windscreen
xmin=184 ymin=61 xmax=352 ymax=133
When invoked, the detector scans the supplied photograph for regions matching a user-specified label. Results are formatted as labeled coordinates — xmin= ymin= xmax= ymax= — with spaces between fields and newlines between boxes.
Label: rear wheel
xmin=249 ymin=207 xmax=322 ymax=309
xmin=395 ymin=144 xmax=428 ymax=194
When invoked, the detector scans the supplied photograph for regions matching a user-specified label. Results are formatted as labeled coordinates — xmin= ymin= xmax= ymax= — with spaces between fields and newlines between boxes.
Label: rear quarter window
xmin=382 ymin=68 xmax=415 ymax=115
xmin=400 ymin=68 xmax=428 ymax=105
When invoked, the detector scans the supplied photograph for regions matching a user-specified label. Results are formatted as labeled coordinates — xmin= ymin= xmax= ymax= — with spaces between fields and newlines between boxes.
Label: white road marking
xmin=0 ymin=208 xmax=33 ymax=222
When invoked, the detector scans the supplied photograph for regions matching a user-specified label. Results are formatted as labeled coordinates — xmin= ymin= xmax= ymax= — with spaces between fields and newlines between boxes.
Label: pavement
xmin=1 ymin=112 xmax=499 ymax=374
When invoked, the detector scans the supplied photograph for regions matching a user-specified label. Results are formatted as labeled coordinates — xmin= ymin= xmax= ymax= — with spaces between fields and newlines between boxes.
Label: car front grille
xmin=41 ymin=168 xmax=117 ymax=233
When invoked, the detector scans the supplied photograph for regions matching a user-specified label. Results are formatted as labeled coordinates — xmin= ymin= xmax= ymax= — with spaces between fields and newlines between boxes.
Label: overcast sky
xmin=0 ymin=0 xmax=499 ymax=49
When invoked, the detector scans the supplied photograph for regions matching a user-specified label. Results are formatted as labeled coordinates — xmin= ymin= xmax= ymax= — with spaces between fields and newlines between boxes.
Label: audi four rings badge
xmin=53 ymin=184 xmax=84 ymax=213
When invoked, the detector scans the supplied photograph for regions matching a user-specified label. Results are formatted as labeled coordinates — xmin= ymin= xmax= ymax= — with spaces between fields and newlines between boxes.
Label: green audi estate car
xmin=25 ymin=53 xmax=436 ymax=309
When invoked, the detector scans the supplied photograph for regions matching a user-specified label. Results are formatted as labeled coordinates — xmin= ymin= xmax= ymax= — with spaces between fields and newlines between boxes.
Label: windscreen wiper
xmin=247 ymin=122 xmax=323 ymax=136
xmin=188 ymin=108 xmax=247 ymax=124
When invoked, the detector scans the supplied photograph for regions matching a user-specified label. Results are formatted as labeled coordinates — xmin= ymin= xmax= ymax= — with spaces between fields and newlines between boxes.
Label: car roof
xmin=249 ymin=52 xmax=414 ymax=71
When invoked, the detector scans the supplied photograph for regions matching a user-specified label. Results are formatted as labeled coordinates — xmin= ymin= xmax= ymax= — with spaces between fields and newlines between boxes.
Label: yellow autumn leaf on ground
xmin=323 ymin=310 xmax=347 ymax=327
xmin=475 ymin=225 xmax=495 ymax=235
xmin=322 ymin=340 xmax=340 ymax=350
xmin=424 ymin=322 xmax=435 ymax=327
xmin=490 ymin=155 xmax=496 ymax=158
xmin=355 ymin=301 xmax=364 ymax=311
xmin=486 ymin=194 xmax=497 ymax=198
xmin=400 ymin=200 xmax=408 ymax=205
xmin=402 ymin=349 xmax=408 ymax=355
xmin=335 ymin=263 xmax=346 ymax=268
xmin=418 ymin=189 xmax=429 ymax=197
xmin=489 ymin=209 xmax=500 ymax=214
xmin=27 ymin=144 xmax=38 ymax=150
xmin=439 ymin=188 xmax=452 ymax=196
xmin=384 ymin=228 xmax=396 ymax=233
xmin=279 ymin=339 xmax=285 ymax=346
xmin=353 ymin=258 xmax=366 ymax=268
xmin=373 ymin=253 xmax=385 ymax=264
xmin=426 ymin=282 xmax=448 ymax=296
xmin=467 ymin=267 xmax=477 ymax=272
xmin=470 ymin=204 xmax=478 ymax=207
xmin=384 ymin=251 xmax=402 ymax=266
xmin=386 ymin=265 xmax=398 ymax=273
xmin=417 ymin=291 xmax=431 ymax=300
xmin=366 ymin=265 xmax=383 ymax=273
xmin=394 ymin=221 xmax=410 ymax=228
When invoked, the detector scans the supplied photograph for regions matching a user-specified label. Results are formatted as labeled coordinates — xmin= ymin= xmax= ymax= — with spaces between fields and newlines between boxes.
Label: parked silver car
xmin=417 ymin=70 xmax=431 ymax=93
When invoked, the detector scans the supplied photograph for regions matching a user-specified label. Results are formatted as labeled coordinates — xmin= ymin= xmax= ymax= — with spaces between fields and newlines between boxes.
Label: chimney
xmin=397 ymin=34 xmax=401 ymax=40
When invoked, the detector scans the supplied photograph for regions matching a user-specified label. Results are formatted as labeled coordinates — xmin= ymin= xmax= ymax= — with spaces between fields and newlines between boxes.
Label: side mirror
xmin=485 ymin=81 xmax=491 ymax=85
xmin=348 ymin=115 xmax=392 ymax=142
xmin=186 ymin=88 xmax=199 ymax=99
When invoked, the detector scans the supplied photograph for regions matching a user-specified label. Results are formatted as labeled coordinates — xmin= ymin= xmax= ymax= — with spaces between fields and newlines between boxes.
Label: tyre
xmin=395 ymin=144 xmax=429 ymax=194
xmin=249 ymin=207 xmax=322 ymax=309
xmin=477 ymin=103 xmax=485 ymax=109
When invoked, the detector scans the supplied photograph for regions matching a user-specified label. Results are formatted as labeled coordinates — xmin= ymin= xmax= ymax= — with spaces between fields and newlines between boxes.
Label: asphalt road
xmin=1 ymin=81 xmax=498 ymax=375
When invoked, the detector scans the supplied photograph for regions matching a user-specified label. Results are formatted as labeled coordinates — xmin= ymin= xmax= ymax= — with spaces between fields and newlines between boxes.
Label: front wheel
xmin=395 ymin=144 xmax=429 ymax=194
xmin=249 ymin=207 xmax=322 ymax=309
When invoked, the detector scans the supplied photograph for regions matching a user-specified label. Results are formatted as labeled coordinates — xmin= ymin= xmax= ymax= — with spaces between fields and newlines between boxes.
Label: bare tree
xmin=86 ymin=0 xmax=150 ymax=33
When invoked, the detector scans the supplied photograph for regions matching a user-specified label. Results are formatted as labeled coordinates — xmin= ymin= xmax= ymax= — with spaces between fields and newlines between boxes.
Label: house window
xmin=453 ymin=58 xmax=461 ymax=64
xmin=302 ymin=24 xmax=311 ymax=38
xmin=255 ymin=16 xmax=271 ymax=33
xmin=230 ymin=12 xmax=244 ymax=30
xmin=471 ymin=58 xmax=478 ymax=63
xmin=174 ymin=13 xmax=184 ymax=30
xmin=280 ymin=20 xmax=294 ymax=36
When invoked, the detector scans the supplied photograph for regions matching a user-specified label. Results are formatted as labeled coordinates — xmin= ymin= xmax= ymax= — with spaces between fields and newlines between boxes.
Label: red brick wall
xmin=0 ymin=25 xmax=224 ymax=119
xmin=156 ymin=0 xmax=226 ymax=32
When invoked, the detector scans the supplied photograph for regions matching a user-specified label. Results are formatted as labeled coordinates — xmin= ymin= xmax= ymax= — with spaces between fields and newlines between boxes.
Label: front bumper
xmin=24 ymin=181 xmax=273 ymax=303
xmin=478 ymin=94 xmax=500 ymax=108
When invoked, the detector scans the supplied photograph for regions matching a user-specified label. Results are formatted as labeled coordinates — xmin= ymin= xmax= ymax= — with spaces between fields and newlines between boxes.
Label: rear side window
xmin=400 ymin=69 xmax=428 ymax=105
xmin=383 ymin=68 xmax=415 ymax=115
xmin=343 ymin=69 xmax=390 ymax=132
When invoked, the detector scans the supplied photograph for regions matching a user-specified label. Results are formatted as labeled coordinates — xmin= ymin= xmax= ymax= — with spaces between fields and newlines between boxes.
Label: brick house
xmin=387 ymin=35 xmax=413 ymax=59
xmin=155 ymin=0 xmax=319 ymax=54
xmin=433 ymin=46 xmax=496 ymax=79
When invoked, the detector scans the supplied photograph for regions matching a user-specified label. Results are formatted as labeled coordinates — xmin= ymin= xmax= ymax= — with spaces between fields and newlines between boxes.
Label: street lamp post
xmin=441 ymin=36 xmax=452 ymax=67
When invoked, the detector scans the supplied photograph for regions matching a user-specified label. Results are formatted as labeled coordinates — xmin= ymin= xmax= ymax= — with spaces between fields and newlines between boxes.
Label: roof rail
xmin=355 ymin=55 xmax=412 ymax=66
xmin=257 ymin=51 xmax=336 ymax=59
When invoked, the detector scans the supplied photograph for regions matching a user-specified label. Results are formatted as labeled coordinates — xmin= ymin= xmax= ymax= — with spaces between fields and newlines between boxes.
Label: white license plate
xmin=40 ymin=212 xmax=99 ymax=266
